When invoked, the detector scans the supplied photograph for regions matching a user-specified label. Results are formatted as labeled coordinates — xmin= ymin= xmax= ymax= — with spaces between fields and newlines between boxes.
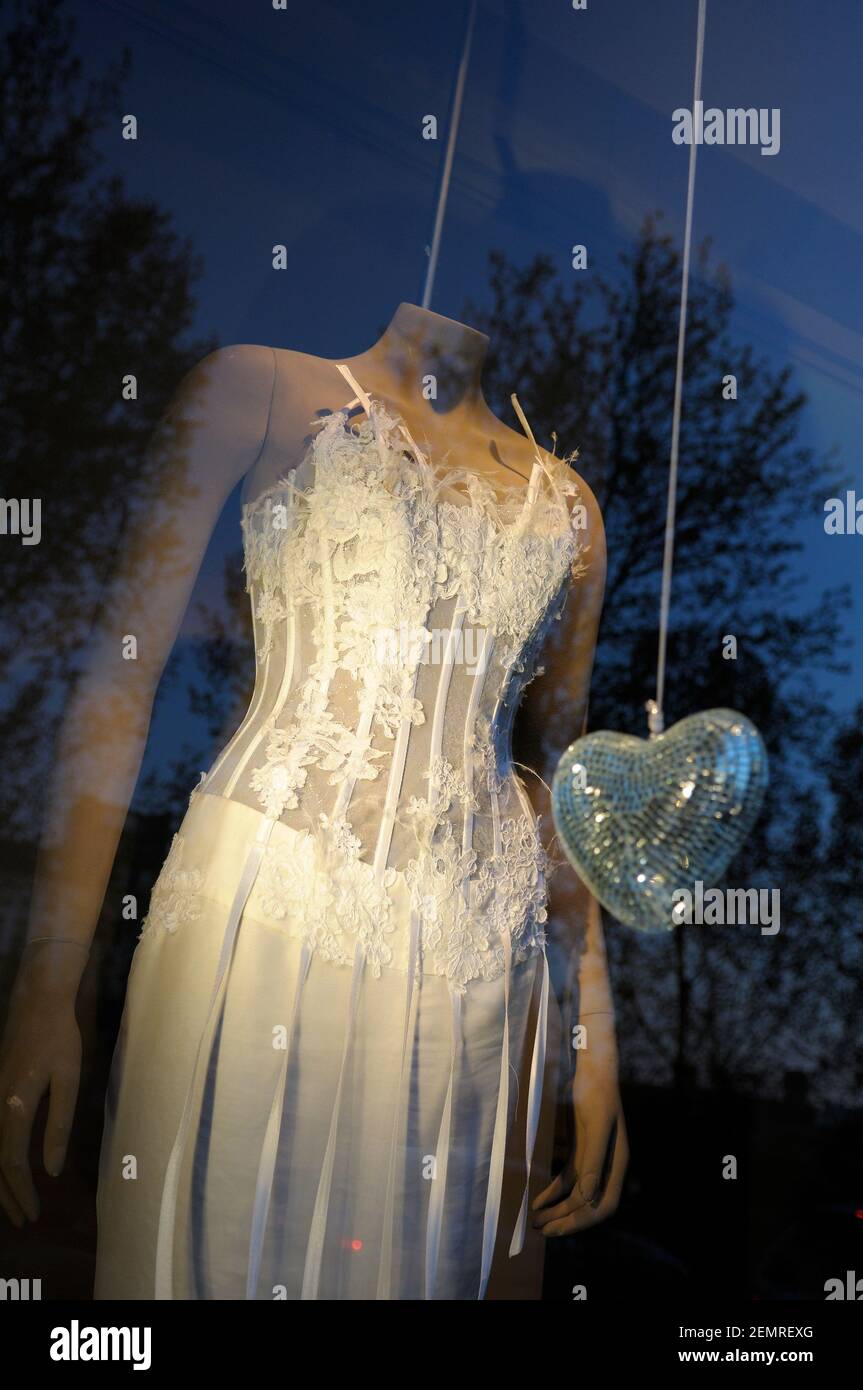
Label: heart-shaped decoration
xmin=551 ymin=708 xmax=769 ymax=933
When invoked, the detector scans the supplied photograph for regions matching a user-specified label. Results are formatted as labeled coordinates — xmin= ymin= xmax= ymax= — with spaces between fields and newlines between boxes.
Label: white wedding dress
xmin=94 ymin=365 xmax=587 ymax=1300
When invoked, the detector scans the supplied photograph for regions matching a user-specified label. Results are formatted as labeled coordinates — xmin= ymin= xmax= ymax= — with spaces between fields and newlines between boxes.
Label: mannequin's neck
xmin=352 ymin=302 xmax=489 ymax=412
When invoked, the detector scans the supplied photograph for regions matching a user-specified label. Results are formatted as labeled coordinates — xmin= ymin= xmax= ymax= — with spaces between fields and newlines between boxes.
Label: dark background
xmin=1 ymin=0 xmax=861 ymax=1300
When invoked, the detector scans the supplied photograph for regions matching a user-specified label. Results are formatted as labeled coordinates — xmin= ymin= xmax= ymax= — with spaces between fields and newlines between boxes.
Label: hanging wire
xmin=649 ymin=0 xmax=708 ymax=737
xmin=421 ymin=0 xmax=479 ymax=310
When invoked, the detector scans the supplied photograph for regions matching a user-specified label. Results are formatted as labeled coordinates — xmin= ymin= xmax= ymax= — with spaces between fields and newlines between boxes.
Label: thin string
xmin=421 ymin=0 xmax=478 ymax=310
xmin=512 ymin=760 xmax=568 ymax=864
xmin=512 ymin=759 xmax=553 ymax=805
xmin=23 ymin=937 xmax=88 ymax=950
xmin=651 ymin=0 xmax=707 ymax=738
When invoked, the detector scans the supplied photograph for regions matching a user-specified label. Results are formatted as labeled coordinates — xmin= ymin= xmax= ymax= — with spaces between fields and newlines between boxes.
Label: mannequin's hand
xmin=531 ymin=1011 xmax=628 ymax=1236
xmin=0 ymin=950 xmax=82 ymax=1226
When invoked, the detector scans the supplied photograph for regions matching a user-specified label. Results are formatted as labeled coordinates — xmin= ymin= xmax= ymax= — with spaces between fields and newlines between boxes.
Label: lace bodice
xmin=148 ymin=387 xmax=588 ymax=990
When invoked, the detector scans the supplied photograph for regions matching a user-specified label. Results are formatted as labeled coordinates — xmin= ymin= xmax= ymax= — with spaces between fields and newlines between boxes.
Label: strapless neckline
xmin=241 ymin=393 xmax=580 ymax=535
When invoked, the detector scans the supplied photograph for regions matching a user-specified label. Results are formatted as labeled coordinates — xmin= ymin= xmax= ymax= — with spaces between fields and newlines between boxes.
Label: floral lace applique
xmin=474 ymin=817 xmax=550 ymax=949
xmin=401 ymin=750 xmax=549 ymax=990
xmin=242 ymin=474 xmax=297 ymax=659
xmin=139 ymin=834 xmax=203 ymax=940
xmin=401 ymin=814 xmax=550 ymax=992
xmin=402 ymin=754 xmax=479 ymax=846
xmin=249 ymin=721 xmax=311 ymax=816
xmin=467 ymin=714 xmax=506 ymax=795
xmin=437 ymin=501 xmax=582 ymax=663
xmin=254 ymin=591 xmax=288 ymax=657
xmin=248 ymin=805 xmax=551 ymax=992
xmin=426 ymin=754 xmax=478 ymax=812
xmin=253 ymin=813 xmax=397 ymax=978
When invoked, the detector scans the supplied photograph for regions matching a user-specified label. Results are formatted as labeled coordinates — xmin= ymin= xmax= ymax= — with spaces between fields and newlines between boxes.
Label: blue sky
xmin=69 ymin=0 xmax=862 ymax=783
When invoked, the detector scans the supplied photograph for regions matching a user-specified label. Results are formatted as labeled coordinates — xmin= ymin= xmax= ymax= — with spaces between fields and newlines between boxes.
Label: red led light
xmin=854 ymin=1209 xmax=863 ymax=1221
xmin=350 ymin=1239 xmax=363 ymax=1251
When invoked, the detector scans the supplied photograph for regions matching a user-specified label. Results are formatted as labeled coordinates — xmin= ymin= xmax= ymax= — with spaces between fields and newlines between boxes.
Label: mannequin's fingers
xmin=540 ymin=1113 xmax=629 ymax=1237
xmin=573 ymin=1115 xmax=628 ymax=1230
xmin=573 ymin=1104 xmax=618 ymax=1206
xmin=531 ymin=1155 xmax=575 ymax=1212
xmin=533 ymin=1162 xmax=583 ymax=1228
xmin=0 ymin=1162 xmax=26 ymax=1228
xmin=534 ymin=1108 xmax=615 ymax=1228
xmin=0 ymin=1081 xmax=41 ymax=1220
xmin=44 ymin=1063 xmax=80 ymax=1177
xmin=532 ymin=1185 xmax=585 ymax=1229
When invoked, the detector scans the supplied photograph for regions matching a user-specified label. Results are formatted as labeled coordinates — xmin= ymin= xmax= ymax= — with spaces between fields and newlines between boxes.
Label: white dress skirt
xmin=95 ymin=793 xmax=542 ymax=1300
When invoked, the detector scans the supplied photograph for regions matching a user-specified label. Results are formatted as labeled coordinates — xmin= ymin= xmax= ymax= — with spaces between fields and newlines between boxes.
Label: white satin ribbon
xmin=424 ymin=989 xmax=462 ymax=1299
xmin=335 ymin=362 xmax=373 ymax=415
xmin=300 ymin=938 xmax=366 ymax=1300
xmin=509 ymin=947 xmax=550 ymax=1257
xmin=376 ymin=910 xmax=421 ymax=1299
xmin=245 ymin=937 xmax=313 ymax=1300
xmin=477 ymin=929 xmax=512 ymax=1299
xmin=154 ymin=813 xmax=276 ymax=1300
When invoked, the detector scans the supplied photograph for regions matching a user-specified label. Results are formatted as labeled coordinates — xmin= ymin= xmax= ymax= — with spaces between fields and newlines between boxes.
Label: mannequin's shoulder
xmin=556 ymin=453 xmax=606 ymax=605
xmin=530 ymin=436 xmax=606 ymax=573
xmin=164 ymin=345 xmax=279 ymax=469
xmin=559 ymin=454 xmax=604 ymax=537
xmin=171 ymin=343 xmax=277 ymax=414
xmin=173 ymin=342 xmax=328 ymax=395
xmin=147 ymin=346 xmax=280 ymax=494
xmin=178 ymin=344 xmax=336 ymax=417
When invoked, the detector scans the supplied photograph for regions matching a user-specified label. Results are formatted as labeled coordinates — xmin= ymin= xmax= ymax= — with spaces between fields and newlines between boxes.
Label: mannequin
xmin=0 ymin=303 xmax=625 ymax=1299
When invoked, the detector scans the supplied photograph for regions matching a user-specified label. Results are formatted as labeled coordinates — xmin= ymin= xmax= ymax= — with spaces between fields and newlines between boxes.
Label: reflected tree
xmin=0 ymin=0 xmax=214 ymax=836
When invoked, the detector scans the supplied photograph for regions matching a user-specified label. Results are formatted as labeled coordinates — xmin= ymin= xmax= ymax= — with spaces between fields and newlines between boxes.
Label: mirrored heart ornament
xmin=551 ymin=709 xmax=769 ymax=933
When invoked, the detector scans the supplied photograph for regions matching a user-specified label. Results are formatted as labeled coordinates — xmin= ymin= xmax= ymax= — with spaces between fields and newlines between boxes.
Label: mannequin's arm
xmin=515 ymin=464 xmax=609 ymax=1012
xmin=0 ymin=344 xmax=275 ymax=1223
xmin=23 ymin=345 xmax=275 ymax=980
xmin=515 ymin=468 xmax=628 ymax=1235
